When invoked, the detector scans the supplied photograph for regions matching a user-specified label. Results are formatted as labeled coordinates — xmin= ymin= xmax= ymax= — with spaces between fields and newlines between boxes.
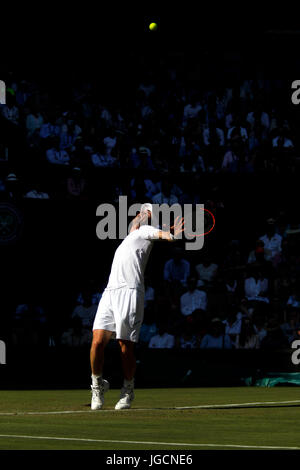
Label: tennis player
xmin=90 ymin=203 xmax=184 ymax=410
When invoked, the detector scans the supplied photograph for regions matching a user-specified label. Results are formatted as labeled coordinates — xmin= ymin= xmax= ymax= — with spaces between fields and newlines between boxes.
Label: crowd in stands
xmin=0 ymin=72 xmax=299 ymax=201
xmin=2 ymin=69 xmax=300 ymax=350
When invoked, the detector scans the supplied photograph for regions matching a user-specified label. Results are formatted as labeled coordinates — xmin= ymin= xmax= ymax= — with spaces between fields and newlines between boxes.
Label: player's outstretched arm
xmin=158 ymin=216 xmax=184 ymax=242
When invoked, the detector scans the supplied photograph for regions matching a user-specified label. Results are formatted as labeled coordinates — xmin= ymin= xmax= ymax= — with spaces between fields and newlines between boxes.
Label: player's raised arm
xmin=157 ymin=216 xmax=185 ymax=242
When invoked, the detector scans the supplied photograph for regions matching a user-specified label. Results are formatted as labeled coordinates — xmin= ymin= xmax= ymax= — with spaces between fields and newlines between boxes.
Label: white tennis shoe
xmin=115 ymin=386 xmax=135 ymax=410
xmin=91 ymin=379 xmax=110 ymax=410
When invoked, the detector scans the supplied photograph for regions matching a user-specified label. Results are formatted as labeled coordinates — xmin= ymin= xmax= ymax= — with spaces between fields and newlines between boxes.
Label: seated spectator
xmin=103 ymin=130 xmax=117 ymax=156
xmin=40 ymin=118 xmax=60 ymax=139
xmin=46 ymin=137 xmax=70 ymax=165
xmin=152 ymin=179 xmax=178 ymax=205
xmin=26 ymin=107 xmax=44 ymax=137
xmin=4 ymin=173 xmax=22 ymax=200
xmin=130 ymin=146 xmax=155 ymax=170
xmin=200 ymin=318 xmax=232 ymax=349
xmin=260 ymin=317 xmax=290 ymax=350
xmin=253 ymin=316 xmax=268 ymax=343
xmin=259 ymin=218 xmax=282 ymax=264
xmin=130 ymin=176 xmax=158 ymax=201
xmin=180 ymin=276 xmax=207 ymax=317
xmin=183 ymin=95 xmax=203 ymax=126
xmin=76 ymin=282 xmax=103 ymax=306
xmin=280 ymin=309 xmax=300 ymax=344
xmin=71 ymin=292 xmax=97 ymax=329
xmin=61 ymin=316 xmax=92 ymax=347
xmin=12 ymin=299 xmax=47 ymax=346
xmin=138 ymin=79 xmax=156 ymax=98
xmin=1 ymin=95 xmax=19 ymax=125
xmin=66 ymin=167 xmax=86 ymax=199
xmin=247 ymin=239 xmax=266 ymax=264
xmin=91 ymin=142 xmax=118 ymax=168
xmin=177 ymin=322 xmax=198 ymax=349
xmin=246 ymin=107 xmax=270 ymax=132
xmin=203 ymin=123 xmax=225 ymax=147
xmin=59 ymin=126 xmax=77 ymax=151
xmin=244 ymin=268 xmax=269 ymax=303
xmin=192 ymin=309 xmax=209 ymax=345
xmin=223 ymin=311 xmax=243 ymax=347
xmin=221 ymin=145 xmax=239 ymax=172
xmin=224 ymin=271 xmax=238 ymax=294
xmin=163 ymin=247 xmax=190 ymax=287
xmin=227 ymin=116 xmax=248 ymax=142
xmin=272 ymin=128 xmax=294 ymax=148
xmin=148 ymin=321 xmax=175 ymax=349
xmin=144 ymin=278 xmax=155 ymax=309
xmin=287 ymin=293 xmax=300 ymax=309
xmin=195 ymin=256 xmax=218 ymax=285
xmin=139 ymin=306 xmax=157 ymax=346
xmin=236 ymin=317 xmax=260 ymax=349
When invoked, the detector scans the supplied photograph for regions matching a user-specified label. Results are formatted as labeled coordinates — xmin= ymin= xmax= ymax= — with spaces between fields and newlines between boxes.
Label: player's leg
xmin=90 ymin=328 xmax=113 ymax=376
xmin=115 ymin=339 xmax=136 ymax=410
xmin=90 ymin=288 xmax=116 ymax=410
xmin=119 ymin=339 xmax=136 ymax=380
xmin=113 ymin=288 xmax=144 ymax=410
xmin=90 ymin=329 xmax=113 ymax=410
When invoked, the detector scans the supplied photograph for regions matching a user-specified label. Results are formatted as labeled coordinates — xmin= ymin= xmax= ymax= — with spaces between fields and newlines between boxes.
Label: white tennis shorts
xmin=93 ymin=287 xmax=145 ymax=343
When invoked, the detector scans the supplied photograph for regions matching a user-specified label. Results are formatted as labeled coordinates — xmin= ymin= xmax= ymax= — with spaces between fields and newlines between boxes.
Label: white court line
xmin=1 ymin=399 xmax=300 ymax=416
xmin=0 ymin=433 xmax=299 ymax=449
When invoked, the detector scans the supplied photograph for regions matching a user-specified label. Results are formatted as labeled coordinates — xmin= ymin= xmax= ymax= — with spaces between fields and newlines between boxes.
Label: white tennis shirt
xmin=106 ymin=225 xmax=160 ymax=292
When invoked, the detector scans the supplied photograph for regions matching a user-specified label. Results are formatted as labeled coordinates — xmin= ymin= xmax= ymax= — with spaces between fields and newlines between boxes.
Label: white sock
xmin=124 ymin=378 xmax=134 ymax=388
xmin=92 ymin=374 xmax=102 ymax=388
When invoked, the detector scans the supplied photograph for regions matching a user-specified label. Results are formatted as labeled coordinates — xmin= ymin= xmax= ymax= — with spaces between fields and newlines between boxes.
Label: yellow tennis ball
xmin=149 ymin=22 xmax=158 ymax=31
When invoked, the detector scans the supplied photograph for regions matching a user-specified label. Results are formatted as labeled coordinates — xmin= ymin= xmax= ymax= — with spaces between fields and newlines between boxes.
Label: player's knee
xmin=92 ymin=336 xmax=106 ymax=351
xmin=119 ymin=340 xmax=134 ymax=355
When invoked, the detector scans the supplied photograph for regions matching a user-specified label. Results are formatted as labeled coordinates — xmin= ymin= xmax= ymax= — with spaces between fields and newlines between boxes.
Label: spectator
xmin=40 ymin=118 xmax=60 ymax=139
xmin=223 ymin=311 xmax=242 ymax=347
xmin=247 ymin=239 xmax=266 ymax=265
xmin=272 ymin=128 xmax=294 ymax=148
xmin=200 ymin=318 xmax=232 ymax=349
xmin=139 ymin=306 xmax=158 ymax=346
xmin=259 ymin=218 xmax=282 ymax=264
xmin=287 ymin=293 xmax=300 ymax=309
xmin=148 ymin=321 xmax=175 ymax=349
xmin=203 ymin=123 xmax=225 ymax=147
xmin=163 ymin=248 xmax=190 ymax=286
xmin=46 ymin=137 xmax=70 ymax=165
xmin=177 ymin=322 xmax=198 ymax=349
xmin=183 ymin=95 xmax=202 ymax=126
xmin=67 ymin=167 xmax=86 ymax=199
xmin=71 ymin=292 xmax=97 ymax=329
xmin=260 ymin=317 xmax=290 ymax=350
xmin=280 ymin=309 xmax=300 ymax=344
xmin=61 ymin=316 xmax=92 ymax=347
xmin=227 ymin=116 xmax=248 ymax=143
xmin=195 ymin=256 xmax=218 ymax=285
xmin=244 ymin=268 xmax=269 ymax=303
xmin=130 ymin=146 xmax=155 ymax=170
xmin=4 ymin=173 xmax=22 ymax=200
xmin=180 ymin=276 xmax=207 ymax=317
xmin=144 ymin=278 xmax=155 ymax=309
xmin=26 ymin=107 xmax=44 ymax=136
xmin=152 ymin=179 xmax=178 ymax=205
xmin=236 ymin=318 xmax=260 ymax=349
xmin=1 ymin=95 xmax=19 ymax=125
